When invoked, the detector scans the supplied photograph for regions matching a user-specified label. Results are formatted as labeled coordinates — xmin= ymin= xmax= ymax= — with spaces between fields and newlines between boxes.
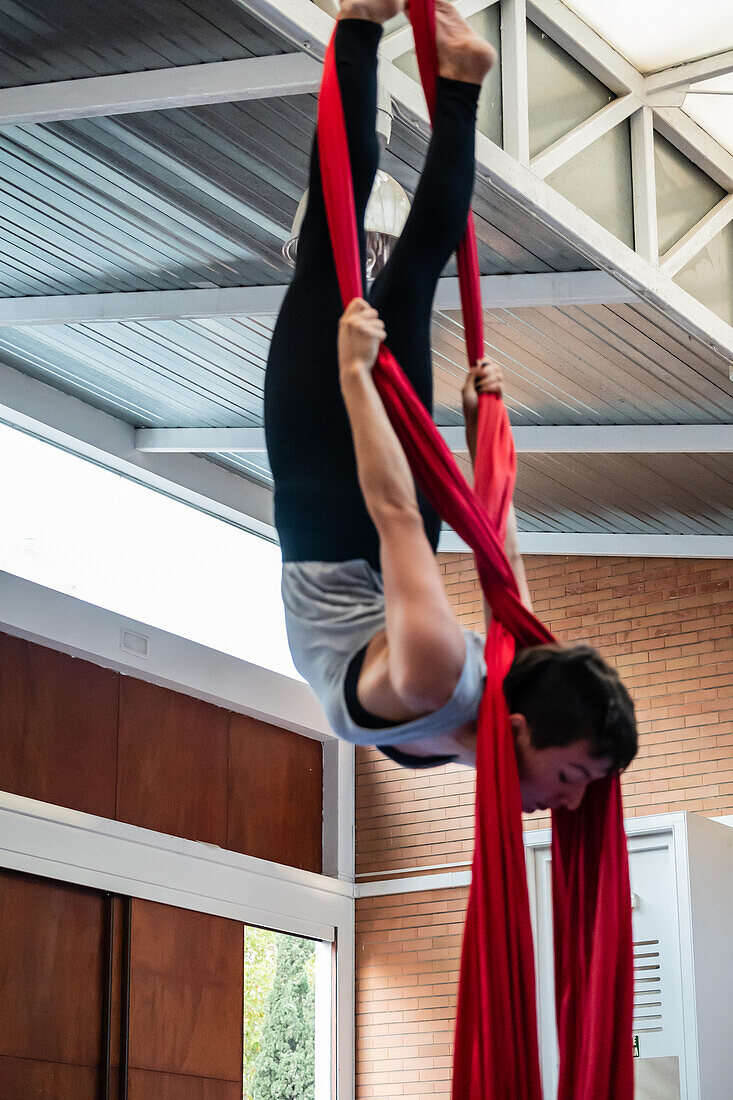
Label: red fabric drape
xmin=316 ymin=8 xmax=634 ymax=1097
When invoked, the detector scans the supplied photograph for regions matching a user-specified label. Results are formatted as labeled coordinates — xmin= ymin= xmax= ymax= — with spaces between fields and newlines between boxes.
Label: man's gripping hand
xmin=461 ymin=357 xmax=504 ymax=421
xmin=338 ymin=298 xmax=387 ymax=377
xmin=462 ymin=357 xmax=504 ymax=466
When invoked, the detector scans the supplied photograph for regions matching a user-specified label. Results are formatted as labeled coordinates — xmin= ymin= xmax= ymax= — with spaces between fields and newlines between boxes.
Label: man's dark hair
xmin=503 ymin=643 xmax=637 ymax=772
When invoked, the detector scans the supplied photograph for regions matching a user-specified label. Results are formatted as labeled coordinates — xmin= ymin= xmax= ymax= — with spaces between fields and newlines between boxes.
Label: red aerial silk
xmin=316 ymin=5 xmax=635 ymax=1096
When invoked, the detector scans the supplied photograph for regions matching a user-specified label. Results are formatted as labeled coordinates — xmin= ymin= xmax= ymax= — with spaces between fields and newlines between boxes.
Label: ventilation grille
xmin=633 ymin=939 xmax=663 ymax=1035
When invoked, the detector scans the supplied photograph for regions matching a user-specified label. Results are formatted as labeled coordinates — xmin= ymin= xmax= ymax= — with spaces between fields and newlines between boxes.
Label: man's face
xmin=512 ymin=715 xmax=613 ymax=814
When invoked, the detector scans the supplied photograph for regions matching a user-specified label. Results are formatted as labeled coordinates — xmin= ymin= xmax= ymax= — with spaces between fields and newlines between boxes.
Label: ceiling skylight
xmin=566 ymin=0 xmax=733 ymax=73
xmin=562 ymin=2 xmax=733 ymax=155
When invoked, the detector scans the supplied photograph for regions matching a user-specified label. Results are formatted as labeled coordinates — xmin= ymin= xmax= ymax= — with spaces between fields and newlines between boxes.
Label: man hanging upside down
xmin=264 ymin=0 xmax=637 ymax=810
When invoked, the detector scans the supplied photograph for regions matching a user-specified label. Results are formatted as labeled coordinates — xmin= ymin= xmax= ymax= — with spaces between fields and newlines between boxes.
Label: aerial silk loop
xmin=316 ymin=6 xmax=635 ymax=1096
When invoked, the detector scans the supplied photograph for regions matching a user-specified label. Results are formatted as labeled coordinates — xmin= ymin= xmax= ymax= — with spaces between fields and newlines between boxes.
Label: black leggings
xmin=264 ymin=19 xmax=479 ymax=571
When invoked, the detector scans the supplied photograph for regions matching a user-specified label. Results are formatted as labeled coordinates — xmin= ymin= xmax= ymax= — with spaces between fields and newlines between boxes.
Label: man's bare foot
xmin=435 ymin=0 xmax=497 ymax=83
xmin=339 ymin=0 xmax=404 ymax=23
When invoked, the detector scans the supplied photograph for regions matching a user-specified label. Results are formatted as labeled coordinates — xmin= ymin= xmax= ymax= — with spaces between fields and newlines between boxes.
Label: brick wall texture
xmin=355 ymin=554 xmax=733 ymax=1098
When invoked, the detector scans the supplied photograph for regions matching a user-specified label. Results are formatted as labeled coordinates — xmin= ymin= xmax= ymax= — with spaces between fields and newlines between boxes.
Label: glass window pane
xmin=392 ymin=2 xmax=502 ymax=146
xmin=0 ymin=423 xmax=298 ymax=678
xmin=675 ymin=221 xmax=733 ymax=326
xmin=655 ymin=133 xmax=726 ymax=256
xmin=527 ymin=20 xmax=612 ymax=159
xmin=546 ymin=120 xmax=634 ymax=248
xmin=244 ymin=926 xmax=332 ymax=1100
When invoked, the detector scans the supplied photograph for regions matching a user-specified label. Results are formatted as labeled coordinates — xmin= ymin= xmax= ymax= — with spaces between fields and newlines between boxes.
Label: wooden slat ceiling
xmin=0 ymin=4 xmax=731 ymax=540
xmin=431 ymin=304 xmax=733 ymax=427
xmin=514 ymin=453 xmax=733 ymax=535
xmin=0 ymin=0 xmax=290 ymax=87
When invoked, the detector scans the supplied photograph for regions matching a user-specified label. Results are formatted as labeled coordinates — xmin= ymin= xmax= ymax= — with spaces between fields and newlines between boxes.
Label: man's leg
xmin=264 ymin=9 xmax=396 ymax=566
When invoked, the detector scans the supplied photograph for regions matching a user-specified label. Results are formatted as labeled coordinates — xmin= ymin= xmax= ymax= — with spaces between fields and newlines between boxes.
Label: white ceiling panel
xmin=565 ymin=0 xmax=733 ymax=74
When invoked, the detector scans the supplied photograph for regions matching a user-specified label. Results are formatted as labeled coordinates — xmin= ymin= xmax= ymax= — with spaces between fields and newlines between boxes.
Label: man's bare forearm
xmin=464 ymin=416 xmax=478 ymax=467
xmin=505 ymin=502 xmax=532 ymax=611
xmin=337 ymin=299 xmax=421 ymax=530
xmin=340 ymin=362 xmax=422 ymax=529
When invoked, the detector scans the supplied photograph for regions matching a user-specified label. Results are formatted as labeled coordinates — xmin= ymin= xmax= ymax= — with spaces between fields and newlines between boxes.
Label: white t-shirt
xmin=282 ymin=558 xmax=486 ymax=748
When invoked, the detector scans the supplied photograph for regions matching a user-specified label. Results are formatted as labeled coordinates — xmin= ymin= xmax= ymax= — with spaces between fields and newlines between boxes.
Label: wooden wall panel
xmin=0 ymin=869 xmax=106 ymax=1066
xmin=128 ymin=1069 xmax=241 ymax=1099
xmin=0 ymin=1056 xmax=100 ymax=1098
xmin=117 ymin=677 xmax=228 ymax=845
xmin=128 ymin=899 xmax=243 ymax=1084
xmin=228 ymin=713 xmax=323 ymax=872
xmin=2 ymin=632 xmax=325 ymax=872
xmin=0 ymin=632 xmax=118 ymax=817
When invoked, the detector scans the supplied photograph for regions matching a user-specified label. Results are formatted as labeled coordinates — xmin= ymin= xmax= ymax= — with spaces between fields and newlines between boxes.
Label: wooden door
xmin=0 ymin=869 xmax=111 ymax=1098
xmin=126 ymin=898 xmax=243 ymax=1098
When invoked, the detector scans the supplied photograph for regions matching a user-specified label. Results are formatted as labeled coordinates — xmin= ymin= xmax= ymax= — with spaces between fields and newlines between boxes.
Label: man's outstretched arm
xmin=338 ymin=298 xmax=466 ymax=716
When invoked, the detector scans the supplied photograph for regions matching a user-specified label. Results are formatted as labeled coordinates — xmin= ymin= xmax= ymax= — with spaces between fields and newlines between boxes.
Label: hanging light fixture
xmin=283 ymin=85 xmax=411 ymax=278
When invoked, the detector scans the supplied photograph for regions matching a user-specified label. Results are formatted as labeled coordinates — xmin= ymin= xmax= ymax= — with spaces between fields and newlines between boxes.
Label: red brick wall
xmin=356 ymin=888 xmax=467 ymax=1099
xmin=355 ymin=554 xmax=733 ymax=1097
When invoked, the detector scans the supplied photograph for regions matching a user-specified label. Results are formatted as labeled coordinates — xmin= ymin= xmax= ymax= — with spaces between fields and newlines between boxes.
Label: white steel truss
xmin=227 ymin=0 xmax=733 ymax=368
xmin=644 ymin=49 xmax=733 ymax=95
xmin=630 ymin=106 xmax=659 ymax=263
xmin=500 ymin=0 xmax=530 ymax=164
xmin=530 ymin=93 xmax=640 ymax=179
xmin=660 ymin=193 xmax=733 ymax=277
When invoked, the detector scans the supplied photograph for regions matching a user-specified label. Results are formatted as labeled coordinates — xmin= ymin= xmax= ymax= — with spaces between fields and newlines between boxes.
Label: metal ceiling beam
xmin=500 ymin=0 xmax=530 ymax=165
xmin=439 ymin=530 xmax=733 ymax=558
xmin=440 ymin=271 xmax=637 ymax=308
xmin=137 ymin=427 xmax=269 ymax=453
xmin=136 ymin=423 xmax=733 ymax=456
xmin=645 ymin=49 xmax=733 ymax=94
xmin=630 ymin=106 xmax=659 ymax=264
xmin=0 ymin=53 xmax=323 ymax=126
xmin=0 ymin=272 xmax=636 ymax=327
xmin=0 ymin=362 xmax=277 ymax=540
xmin=509 ymin=423 xmax=733 ymax=453
xmin=0 ymin=285 xmax=288 ymax=326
